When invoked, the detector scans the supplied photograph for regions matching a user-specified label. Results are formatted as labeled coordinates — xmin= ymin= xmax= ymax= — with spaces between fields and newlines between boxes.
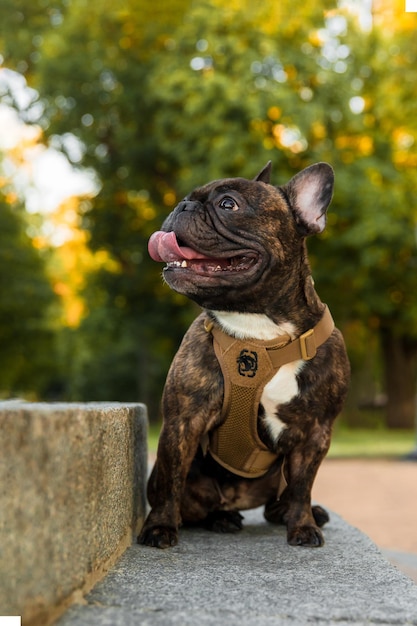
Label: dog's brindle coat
xmin=139 ymin=162 xmax=350 ymax=549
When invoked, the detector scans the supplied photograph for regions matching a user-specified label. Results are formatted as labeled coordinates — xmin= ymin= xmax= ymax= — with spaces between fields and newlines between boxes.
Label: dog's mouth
xmin=148 ymin=231 xmax=259 ymax=277
xmin=166 ymin=255 xmax=258 ymax=274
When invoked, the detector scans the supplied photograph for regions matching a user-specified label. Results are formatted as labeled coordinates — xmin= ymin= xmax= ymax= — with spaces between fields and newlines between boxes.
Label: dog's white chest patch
xmin=260 ymin=360 xmax=304 ymax=441
xmin=211 ymin=310 xmax=304 ymax=443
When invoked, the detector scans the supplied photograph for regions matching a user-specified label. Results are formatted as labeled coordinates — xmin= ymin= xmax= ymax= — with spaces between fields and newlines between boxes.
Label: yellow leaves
xmin=267 ymin=106 xmax=281 ymax=121
xmin=257 ymin=115 xmax=308 ymax=154
xmin=335 ymin=136 xmax=353 ymax=150
xmin=373 ymin=0 xmax=417 ymax=32
xmin=285 ymin=65 xmax=297 ymax=81
xmin=311 ymin=121 xmax=327 ymax=140
xmin=392 ymin=128 xmax=415 ymax=150
xmin=53 ymin=281 xmax=85 ymax=327
xmin=358 ymin=136 xmax=374 ymax=155
xmin=31 ymin=235 xmax=48 ymax=249
xmin=391 ymin=128 xmax=417 ymax=169
xmin=92 ymin=249 xmax=121 ymax=274
xmin=393 ymin=150 xmax=417 ymax=168
xmin=3 ymin=191 xmax=18 ymax=205
xmin=42 ymin=196 xmax=121 ymax=328
xmin=65 ymin=301 xmax=85 ymax=328
xmin=212 ymin=0 xmax=245 ymax=10
xmin=163 ymin=191 xmax=176 ymax=207
xmin=272 ymin=124 xmax=285 ymax=140
xmin=308 ymin=31 xmax=323 ymax=47
xmin=270 ymin=124 xmax=307 ymax=154
xmin=335 ymin=135 xmax=374 ymax=159
xmin=140 ymin=206 xmax=157 ymax=220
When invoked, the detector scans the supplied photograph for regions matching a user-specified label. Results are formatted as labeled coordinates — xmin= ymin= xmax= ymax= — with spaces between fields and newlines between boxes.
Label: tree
xmin=234 ymin=4 xmax=417 ymax=427
xmin=1 ymin=0 xmax=197 ymax=412
xmin=368 ymin=3 xmax=417 ymax=428
xmin=307 ymin=7 xmax=417 ymax=428
xmin=0 ymin=178 xmax=58 ymax=397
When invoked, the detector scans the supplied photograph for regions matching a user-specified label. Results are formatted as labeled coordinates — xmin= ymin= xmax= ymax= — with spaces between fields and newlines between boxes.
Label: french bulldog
xmin=139 ymin=162 xmax=350 ymax=549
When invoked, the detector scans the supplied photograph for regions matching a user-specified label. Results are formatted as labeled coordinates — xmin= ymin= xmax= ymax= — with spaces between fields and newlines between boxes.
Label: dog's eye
xmin=219 ymin=196 xmax=238 ymax=211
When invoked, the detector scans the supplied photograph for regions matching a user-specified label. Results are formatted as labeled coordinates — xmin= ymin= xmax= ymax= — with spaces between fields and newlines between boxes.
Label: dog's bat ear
xmin=254 ymin=161 xmax=272 ymax=184
xmin=283 ymin=162 xmax=334 ymax=235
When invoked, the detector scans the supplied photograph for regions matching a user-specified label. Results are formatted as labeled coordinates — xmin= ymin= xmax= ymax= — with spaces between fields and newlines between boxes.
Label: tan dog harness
xmin=204 ymin=306 xmax=335 ymax=478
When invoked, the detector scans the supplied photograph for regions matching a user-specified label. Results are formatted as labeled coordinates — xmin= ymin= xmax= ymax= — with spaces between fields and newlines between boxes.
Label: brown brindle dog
xmin=139 ymin=162 xmax=350 ymax=549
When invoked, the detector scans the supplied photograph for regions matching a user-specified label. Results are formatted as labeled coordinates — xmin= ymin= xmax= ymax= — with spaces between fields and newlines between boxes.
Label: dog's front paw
xmin=138 ymin=525 xmax=178 ymax=549
xmin=287 ymin=524 xmax=324 ymax=547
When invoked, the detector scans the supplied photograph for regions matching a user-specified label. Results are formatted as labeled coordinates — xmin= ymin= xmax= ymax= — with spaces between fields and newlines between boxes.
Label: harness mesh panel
xmin=215 ymin=384 xmax=259 ymax=470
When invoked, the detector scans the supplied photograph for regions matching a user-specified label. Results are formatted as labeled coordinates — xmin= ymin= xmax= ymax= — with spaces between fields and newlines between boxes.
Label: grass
xmin=328 ymin=426 xmax=416 ymax=459
xmin=147 ymin=422 xmax=417 ymax=459
xmin=148 ymin=422 xmax=161 ymax=454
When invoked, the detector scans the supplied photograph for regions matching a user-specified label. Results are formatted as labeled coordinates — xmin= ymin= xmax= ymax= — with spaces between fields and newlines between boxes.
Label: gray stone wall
xmin=0 ymin=402 xmax=148 ymax=625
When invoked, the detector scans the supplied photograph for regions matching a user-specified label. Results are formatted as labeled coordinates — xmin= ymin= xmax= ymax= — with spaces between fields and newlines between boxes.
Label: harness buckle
xmin=204 ymin=318 xmax=214 ymax=333
xmin=300 ymin=328 xmax=316 ymax=360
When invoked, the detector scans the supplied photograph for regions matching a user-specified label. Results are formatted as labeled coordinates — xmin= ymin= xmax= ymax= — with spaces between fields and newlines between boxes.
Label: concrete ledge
xmin=0 ymin=401 xmax=148 ymax=626
xmin=57 ymin=508 xmax=417 ymax=626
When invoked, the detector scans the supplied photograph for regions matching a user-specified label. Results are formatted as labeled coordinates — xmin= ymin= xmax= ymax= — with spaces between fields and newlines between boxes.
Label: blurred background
xmin=0 ymin=0 xmax=417 ymax=457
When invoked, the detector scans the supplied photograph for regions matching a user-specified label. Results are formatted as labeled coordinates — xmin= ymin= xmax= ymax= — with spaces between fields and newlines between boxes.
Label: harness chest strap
xmin=205 ymin=305 xmax=335 ymax=479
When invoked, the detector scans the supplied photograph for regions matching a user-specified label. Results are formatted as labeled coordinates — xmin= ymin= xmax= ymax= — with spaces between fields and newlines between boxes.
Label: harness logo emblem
xmin=237 ymin=349 xmax=258 ymax=377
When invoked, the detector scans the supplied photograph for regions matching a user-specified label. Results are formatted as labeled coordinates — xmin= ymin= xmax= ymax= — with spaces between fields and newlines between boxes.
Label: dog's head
xmin=148 ymin=162 xmax=334 ymax=312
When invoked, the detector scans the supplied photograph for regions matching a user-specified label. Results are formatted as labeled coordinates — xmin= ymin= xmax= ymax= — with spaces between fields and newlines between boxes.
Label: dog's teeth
xmin=181 ymin=260 xmax=188 ymax=268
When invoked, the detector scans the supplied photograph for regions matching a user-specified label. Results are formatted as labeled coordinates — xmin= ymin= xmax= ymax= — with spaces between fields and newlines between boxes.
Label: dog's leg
xmin=141 ymin=436 xmax=246 ymax=545
xmin=139 ymin=319 xmax=225 ymax=548
xmin=264 ymin=423 xmax=331 ymax=547
xmin=138 ymin=415 xmax=206 ymax=548
xmin=139 ymin=401 xmax=222 ymax=547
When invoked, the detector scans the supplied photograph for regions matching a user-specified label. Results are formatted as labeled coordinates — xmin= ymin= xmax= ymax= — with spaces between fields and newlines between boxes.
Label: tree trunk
xmin=380 ymin=327 xmax=417 ymax=429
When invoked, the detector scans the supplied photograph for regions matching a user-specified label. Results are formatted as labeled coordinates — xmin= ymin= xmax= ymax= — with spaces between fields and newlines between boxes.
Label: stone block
xmin=0 ymin=402 xmax=148 ymax=626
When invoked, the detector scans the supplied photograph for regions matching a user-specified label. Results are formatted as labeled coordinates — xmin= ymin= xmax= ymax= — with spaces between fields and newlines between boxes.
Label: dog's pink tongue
xmin=148 ymin=231 xmax=210 ymax=263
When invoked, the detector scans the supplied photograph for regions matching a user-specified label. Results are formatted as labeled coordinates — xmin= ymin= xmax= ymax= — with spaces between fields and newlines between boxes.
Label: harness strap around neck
xmin=208 ymin=305 xmax=334 ymax=367
xmin=205 ymin=305 xmax=335 ymax=479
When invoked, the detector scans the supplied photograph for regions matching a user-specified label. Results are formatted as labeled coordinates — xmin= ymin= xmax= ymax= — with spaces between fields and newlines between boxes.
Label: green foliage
xmin=308 ymin=23 xmax=417 ymax=338
xmin=0 ymin=189 xmax=58 ymax=396
xmin=327 ymin=426 xmax=416 ymax=459
xmin=0 ymin=0 xmax=66 ymax=78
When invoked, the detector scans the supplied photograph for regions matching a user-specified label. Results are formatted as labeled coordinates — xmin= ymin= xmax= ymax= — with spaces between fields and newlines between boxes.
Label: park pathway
xmin=313 ymin=458 xmax=417 ymax=583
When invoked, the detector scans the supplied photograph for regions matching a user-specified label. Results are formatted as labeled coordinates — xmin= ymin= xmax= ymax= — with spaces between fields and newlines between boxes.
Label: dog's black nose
xmin=177 ymin=200 xmax=201 ymax=212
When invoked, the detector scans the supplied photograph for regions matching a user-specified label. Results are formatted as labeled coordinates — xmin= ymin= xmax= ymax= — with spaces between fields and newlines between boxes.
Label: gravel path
xmin=313 ymin=458 xmax=417 ymax=582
